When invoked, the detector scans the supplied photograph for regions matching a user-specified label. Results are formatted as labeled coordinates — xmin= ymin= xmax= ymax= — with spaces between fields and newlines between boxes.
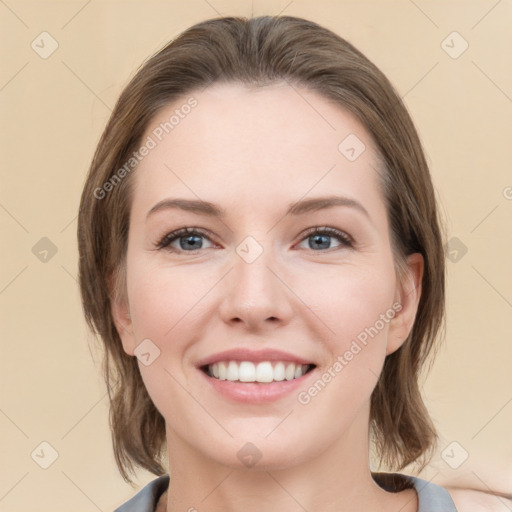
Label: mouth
xmin=195 ymin=348 xmax=318 ymax=402
xmin=200 ymin=361 xmax=317 ymax=383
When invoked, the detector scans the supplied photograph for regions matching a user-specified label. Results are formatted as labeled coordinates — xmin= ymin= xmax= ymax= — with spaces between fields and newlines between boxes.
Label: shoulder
xmin=445 ymin=486 xmax=512 ymax=512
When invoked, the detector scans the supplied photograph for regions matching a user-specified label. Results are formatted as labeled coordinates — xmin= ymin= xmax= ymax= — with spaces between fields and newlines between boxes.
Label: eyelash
xmin=155 ymin=226 xmax=354 ymax=253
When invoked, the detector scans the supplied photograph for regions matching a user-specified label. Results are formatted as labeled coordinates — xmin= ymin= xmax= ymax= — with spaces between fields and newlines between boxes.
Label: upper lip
xmin=195 ymin=348 xmax=315 ymax=368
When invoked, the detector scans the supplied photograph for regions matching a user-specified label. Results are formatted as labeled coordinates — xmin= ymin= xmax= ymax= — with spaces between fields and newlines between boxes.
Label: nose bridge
xmin=218 ymin=235 xmax=292 ymax=329
xmin=236 ymin=241 xmax=275 ymax=296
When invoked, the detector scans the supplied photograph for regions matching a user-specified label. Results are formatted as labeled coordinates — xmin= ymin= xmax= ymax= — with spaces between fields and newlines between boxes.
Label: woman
xmin=77 ymin=15 xmax=509 ymax=511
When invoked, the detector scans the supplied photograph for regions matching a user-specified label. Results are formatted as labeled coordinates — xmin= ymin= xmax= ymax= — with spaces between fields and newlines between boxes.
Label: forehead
xmin=132 ymin=82 xmax=385 ymax=218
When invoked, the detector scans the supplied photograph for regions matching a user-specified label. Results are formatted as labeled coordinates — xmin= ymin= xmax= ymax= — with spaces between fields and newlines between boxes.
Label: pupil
xmin=312 ymin=234 xmax=329 ymax=249
xmin=181 ymin=235 xmax=202 ymax=250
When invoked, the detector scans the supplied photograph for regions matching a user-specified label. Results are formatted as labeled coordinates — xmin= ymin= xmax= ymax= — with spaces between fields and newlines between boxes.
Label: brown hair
xmin=77 ymin=15 xmax=446 ymax=485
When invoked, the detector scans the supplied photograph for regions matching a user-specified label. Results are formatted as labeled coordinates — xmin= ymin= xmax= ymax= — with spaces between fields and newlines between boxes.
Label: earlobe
xmin=386 ymin=253 xmax=424 ymax=355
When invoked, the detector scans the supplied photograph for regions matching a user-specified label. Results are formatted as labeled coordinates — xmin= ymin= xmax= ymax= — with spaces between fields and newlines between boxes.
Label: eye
xmin=156 ymin=228 xmax=215 ymax=253
xmin=297 ymin=226 xmax=354 ymax=251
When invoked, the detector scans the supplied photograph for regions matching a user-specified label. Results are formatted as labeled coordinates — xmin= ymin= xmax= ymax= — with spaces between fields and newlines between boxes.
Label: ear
xmin=108 ymin=267 xmax=136 ymax=357
xmin=386 ymin=253 xmax=424 ymax=356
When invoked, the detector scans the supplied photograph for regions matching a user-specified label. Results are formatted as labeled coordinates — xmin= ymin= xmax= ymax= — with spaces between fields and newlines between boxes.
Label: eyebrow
xmin=146 ymin=195 xmax=371 ymax=222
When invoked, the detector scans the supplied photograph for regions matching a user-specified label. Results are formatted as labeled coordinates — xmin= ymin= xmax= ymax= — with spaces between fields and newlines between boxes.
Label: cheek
xmin=292 ymin=269 xmax=396 ymax=435
xmin=124 ymin=258 xmax=206 ymax=424
xmin=332 ymin=277 xmax=395 ymax=350
xmin=292 ymin=260 xmax=397 ymax=345
xmin=126 ymin=255 xmax=205 ymax=340
xmin=295 ymin=262 xmax=396 ymax=401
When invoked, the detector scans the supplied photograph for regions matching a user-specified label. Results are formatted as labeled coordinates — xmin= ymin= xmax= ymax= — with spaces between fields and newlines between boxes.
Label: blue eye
xmin=298 ymin=227 xmax=353 ymax=251
xmin=156 ymin=228 xmax=214 ymax=252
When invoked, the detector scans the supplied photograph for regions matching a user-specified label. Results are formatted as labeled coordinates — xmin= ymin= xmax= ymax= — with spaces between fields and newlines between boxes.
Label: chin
xmin=200 ymin=433 xmax=316 ymax=472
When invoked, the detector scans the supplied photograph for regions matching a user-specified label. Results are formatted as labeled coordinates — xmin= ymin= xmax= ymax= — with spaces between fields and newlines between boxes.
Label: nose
xmin=218 ymin=243 xmax=294 ymax=332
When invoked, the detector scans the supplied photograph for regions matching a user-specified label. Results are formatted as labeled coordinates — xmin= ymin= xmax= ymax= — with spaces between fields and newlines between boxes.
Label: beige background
xmin=1 ymin=0 xmax=511 ymax=510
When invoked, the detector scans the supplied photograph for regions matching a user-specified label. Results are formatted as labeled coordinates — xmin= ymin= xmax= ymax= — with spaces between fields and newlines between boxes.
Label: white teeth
xmin=218 ymin=362 xmax=227 ymax=380
xmin=239 ymin=361 xmax=256 ymax=382
xmin=256 ymin=362 xmax=273 ymax=383
xmin=285 ymin=363 xmax=296 ymax=381
xmin=273 ymin=362 xmax=285 ymax=381
xmin=206 ymin=361 xmax=312 ymax=383
xmin=226 ymin=361 xmax=238 ymax=381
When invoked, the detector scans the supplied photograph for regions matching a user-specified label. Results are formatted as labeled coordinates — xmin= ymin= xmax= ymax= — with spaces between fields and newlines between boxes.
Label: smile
xmin=198 ymin=361 xmax=318 ymax=403
xmin=202 ymin=360 xmax=316 ymax=383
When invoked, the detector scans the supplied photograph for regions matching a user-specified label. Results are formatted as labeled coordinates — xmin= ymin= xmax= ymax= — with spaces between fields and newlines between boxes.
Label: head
xmin=78 ymin=15 xmax=446 ymax=484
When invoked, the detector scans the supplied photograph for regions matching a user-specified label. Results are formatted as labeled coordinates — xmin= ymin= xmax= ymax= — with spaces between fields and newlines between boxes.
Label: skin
xmin=112 ymin=81 xmax=427 ymax=511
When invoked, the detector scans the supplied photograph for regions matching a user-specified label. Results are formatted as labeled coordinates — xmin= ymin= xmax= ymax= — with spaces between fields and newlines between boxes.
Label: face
xmin=112 ymin=82 xmax=423 ymax=471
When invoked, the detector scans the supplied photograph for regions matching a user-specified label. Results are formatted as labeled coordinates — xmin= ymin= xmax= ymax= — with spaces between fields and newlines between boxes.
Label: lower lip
xmin=198 ymin=367 xmax=317 ymax=403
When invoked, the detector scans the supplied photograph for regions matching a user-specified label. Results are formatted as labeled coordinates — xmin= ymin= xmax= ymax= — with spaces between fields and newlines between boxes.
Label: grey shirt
xmin=114 ymin=473 xmax=457 ymax=511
